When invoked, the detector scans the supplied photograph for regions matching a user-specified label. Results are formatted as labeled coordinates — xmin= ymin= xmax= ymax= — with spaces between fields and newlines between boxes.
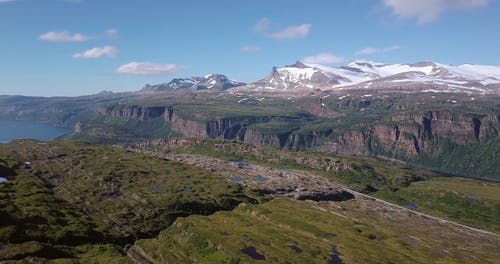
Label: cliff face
xmin=96 ymin=105 xmax=264 ymax=142
xmin=95 ymin=105 xmax=499 ymax=164
xmin=243 ymin=128 xmax=283 ymax=148
xmin=168 ymin=113 xmax=208 ymax=138
xmin=319 ymin=111 xmax=500 ymax=159
xmin=96 ymin=105 xmax=166 ymax=121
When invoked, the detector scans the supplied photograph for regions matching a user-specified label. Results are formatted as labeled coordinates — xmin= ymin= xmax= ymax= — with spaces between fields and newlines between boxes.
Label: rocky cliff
xmin=93 ymin=102 xmax=499 ymax=179
xmin=96 ymin=104 xmax=499 ymax=159
xmin=319 ymin=111 xmax=500 ymax=160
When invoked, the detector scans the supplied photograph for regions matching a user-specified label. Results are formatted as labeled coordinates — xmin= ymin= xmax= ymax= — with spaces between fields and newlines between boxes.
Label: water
xmin=288 ymin=245 xmax=303 ymax=254
xmin=0 ymin=120 xmax=69 ymax=143
xmin=241 ymin=246 xmax=265 ymax=260
xmin=255 ymin=175 xmax=267 ymax=182
xmin=402 ymin=203 xmax=418 ymax=210
xmin=230 ymin=176 xmax=245 ymax=183
xmin=230 ymin=158 xmax=247 ymax=164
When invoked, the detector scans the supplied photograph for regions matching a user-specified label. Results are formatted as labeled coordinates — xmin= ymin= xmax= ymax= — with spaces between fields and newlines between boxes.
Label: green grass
xmin=134 ymin=198 xmax=500 ymax=263
xmin=375 ymin=177 xmax=500 ymax=233
xmin=154 ymin=139 xmax=500 ymax=233
xmin=0 ymin=140 xmax=257 ymax=262
xmin=1 ymin=140 xmax=255 ymax=239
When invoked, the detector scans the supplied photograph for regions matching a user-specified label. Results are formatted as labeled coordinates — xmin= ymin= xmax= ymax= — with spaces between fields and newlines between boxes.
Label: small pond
xmin=241 ymin=246 xmax=265 ymax=260
xmin=255 ymin=175 xmax=267 ymax=182
xmin=230 ymin=158 xmax=247 ymax=164
xmin=110 ymin=195 xmax=124 ymax=201
xmin=230 ymin=176 xmax=245 ymax=183
xmin=402 ymin=203 xmax=418 ymax=211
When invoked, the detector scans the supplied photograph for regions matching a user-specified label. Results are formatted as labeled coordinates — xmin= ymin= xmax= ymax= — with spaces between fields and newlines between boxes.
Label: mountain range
xmin=140 ymin=60 xmax=500 ymax=95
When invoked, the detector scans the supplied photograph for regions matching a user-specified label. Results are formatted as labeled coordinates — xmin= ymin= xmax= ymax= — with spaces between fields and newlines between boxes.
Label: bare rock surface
xmin=154 ymin=152 xmax=355 ymax=202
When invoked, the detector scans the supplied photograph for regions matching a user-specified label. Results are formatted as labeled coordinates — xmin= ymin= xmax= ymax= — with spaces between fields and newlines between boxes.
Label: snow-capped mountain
xmin=142 ymin=74 xmax=245 ymax=92
xmin=241 ymin=61 xmax=500 ymax=94
xmin=253 ymin=62 xmax=351 ymax=90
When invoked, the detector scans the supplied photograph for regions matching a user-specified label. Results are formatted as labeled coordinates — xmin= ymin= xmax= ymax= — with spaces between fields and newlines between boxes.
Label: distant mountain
xmin=240 ymin=61 xmax=500 ymax=94
xmin=141 ymin=74 xmax=245 ymax=92
xmin=252 ymin=61 xmax=351 ymax=90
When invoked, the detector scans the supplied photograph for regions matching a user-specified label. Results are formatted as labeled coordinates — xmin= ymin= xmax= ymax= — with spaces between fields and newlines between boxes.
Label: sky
xmin=0 ymin=0 xmax=499 ymax=96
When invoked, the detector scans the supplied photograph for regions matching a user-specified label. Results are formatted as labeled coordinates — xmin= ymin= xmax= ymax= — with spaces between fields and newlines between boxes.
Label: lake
xmin=0 ymin=120 xmax=69 ymax=143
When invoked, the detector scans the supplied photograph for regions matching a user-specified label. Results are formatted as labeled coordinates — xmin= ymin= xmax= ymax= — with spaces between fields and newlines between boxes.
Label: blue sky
xmin=0 ymin=0 xmax=499 ymax=96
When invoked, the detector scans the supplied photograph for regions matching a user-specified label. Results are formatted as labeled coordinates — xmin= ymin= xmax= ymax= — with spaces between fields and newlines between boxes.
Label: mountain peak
xmin=285 ymin=61 xmax=309 ymax=69
xmin=141 ymin=74 xmax=245 ymax=92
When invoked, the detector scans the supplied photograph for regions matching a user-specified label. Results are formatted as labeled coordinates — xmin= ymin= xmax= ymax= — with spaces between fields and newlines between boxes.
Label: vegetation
xmin=0 ymin=140 xmax=255 ymax=262
xmin=170 ymin=139 xmax=438 ymax=192
xmin=68 ymin=114 xmax=181 ymax=144
xmin=414 ymin=137 xmax=500 ymax=180
xmin=134 ymin=198 xmax=500 ymax=263
xmin=152 ymin=139 xmax=500 ymax=232
xmin=1 ymin=138 xmax=499 ymax=262
xmin=375 ymin=177 xmax=500 ymax=233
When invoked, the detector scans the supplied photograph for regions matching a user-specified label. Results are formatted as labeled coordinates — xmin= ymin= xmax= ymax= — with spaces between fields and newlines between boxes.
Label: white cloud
xmin=240 ymin=45 xmax=261 ymax=52
xmin=254 ymin=17 xmax=270 ymax=33
xmin=73 ymin=46 xmax=118 ymax=59
xmin=355 ymin=47 xmax=379 ymax=55
xmin=268 ymin=24 xmax=311 ymax=40
xmin=39 ymin=31 xmax=90 ymax=42
xmin=106 ymin=28 xmax=118 ymax=39
xmin=355 ymin=45 xmax=401 ymax=56
xmin=253 ymin=18 xmax=311 ymax=40
xmin=302 ymin=53 xmax=344 ymax=65
xmin=116 ymin=62 xmax=183 ymax=75
xmin=383 ymin=45 xmax=401 ymax=52
xmin=382 ymin=0 xmax=491 ymax=24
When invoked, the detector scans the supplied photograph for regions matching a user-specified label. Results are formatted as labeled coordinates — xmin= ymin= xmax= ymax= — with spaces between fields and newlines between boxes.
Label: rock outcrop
xmin=319 ymin=111 xmax=500 ymax=159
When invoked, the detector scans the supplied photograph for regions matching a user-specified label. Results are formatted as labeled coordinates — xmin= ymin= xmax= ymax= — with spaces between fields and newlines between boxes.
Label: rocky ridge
xmin=141 ymin=74 xmax=245 ymax=92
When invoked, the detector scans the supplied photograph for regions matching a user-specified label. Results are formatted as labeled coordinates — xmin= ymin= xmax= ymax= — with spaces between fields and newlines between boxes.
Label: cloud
xmin=240 ymin=45 xmax=261 ymax=52
xmin=73 ymin=46 xmax=118 ymax=59
xmin=0 ymin=0 xmax=18 ymax=3
xmin=302 ymin=53 xmax=344 ymax=65
xmin=268 ymin=24 xmax=311 ymax=40
xmin=39 ymin=31 xmax=90 ymax=42
xmin=253 ymin=18 xmax=311 ymax=40
xmin=116 ymin=62 xmax=183 ymax=75
xmin=254 ymin=17 xmax=270 ymax=33
xmin=355 ymin=45 xmax=401 ymax=56
xmin=383 ymin=45 xmax=400 ymax=52
xmin=382 ymin=0 xmax=491 ymax=24
xmin=355 ymin=47 xmax=378 ymax=55
xmin=106 ymin=28 xmax=118 ymax=39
